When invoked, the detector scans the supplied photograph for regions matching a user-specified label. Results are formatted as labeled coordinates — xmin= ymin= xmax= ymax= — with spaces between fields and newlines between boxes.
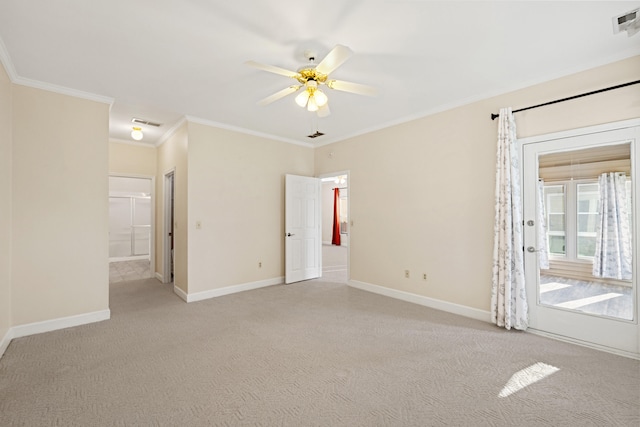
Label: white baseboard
xmin=173 ymin=285 xmax=188 ymax=302
xmin=11 ymin=309 xmax=111 ymax=340
xmin=0 ymin=328 xmax=14 ymax=359
xmin=348 ymin=280 xmax=491 ymax=323
xmin=527 ymin=328 xmax=640 ymax=360
xmin=155 ymin=272 xmax=164 ymax=282
xmin=109 ymin=255 xmax=149 ymax=263
xmin=184 ymin=277 xmax=284 ymax=303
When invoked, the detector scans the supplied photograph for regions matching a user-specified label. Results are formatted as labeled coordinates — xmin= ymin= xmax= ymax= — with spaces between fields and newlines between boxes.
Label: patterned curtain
xmin=331 ymin=188 xmax=341 ymax=246
xmin=491 ymin=108 xmax=528 ymax=331
xmin=537 ymin=179 xmax=550 ymax=270
xmin=593 ymin=172 xmax=632 ymax=280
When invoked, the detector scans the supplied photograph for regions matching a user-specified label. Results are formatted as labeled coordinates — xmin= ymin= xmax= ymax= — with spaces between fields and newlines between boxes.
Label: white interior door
xmin=522 ymin=122 xmax=640 ymax=357
xmin=285 ymin=174 xmax=322 ymax=284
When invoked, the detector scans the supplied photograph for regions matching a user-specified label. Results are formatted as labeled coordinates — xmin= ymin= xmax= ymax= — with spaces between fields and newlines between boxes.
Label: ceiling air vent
xmin=307 ymin=131 xmax=325 ymax=139
xmin=613 ymin=8 xmax=640 ymax=37
xmin=132 ymin=117 xmax=162 ymax=127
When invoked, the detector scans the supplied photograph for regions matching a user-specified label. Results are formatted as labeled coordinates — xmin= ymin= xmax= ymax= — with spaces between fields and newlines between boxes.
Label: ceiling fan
xmin=246 ymin=45 xmax=377 ymax=117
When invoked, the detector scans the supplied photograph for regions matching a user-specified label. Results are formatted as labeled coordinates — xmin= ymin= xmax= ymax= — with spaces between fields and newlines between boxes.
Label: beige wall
xmin=156 ymin=122 xmax=188 ymax=291
xmin=0 ymin=62 xmax=12 ymax=340
xmin=187 ymin=122 xmax=314 ymax=294
xmin=108 ymin=141 xmax=157 ymax=177
xmin=11 ymin=85 xmax=110 ymax=324
xmin=315 ymin=55 xmax=640 ymax=312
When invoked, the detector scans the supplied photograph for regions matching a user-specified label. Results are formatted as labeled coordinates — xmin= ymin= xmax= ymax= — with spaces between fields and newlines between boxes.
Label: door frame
xmin=108 ymin=173 xmax=156 ymax=276
xmin=318 ymin=170 xmax=351 ymax=283
xmin=162 ymin=169 xmax=175 ymax=284
xmin=520 ymin=118 xmax=640 ymax=358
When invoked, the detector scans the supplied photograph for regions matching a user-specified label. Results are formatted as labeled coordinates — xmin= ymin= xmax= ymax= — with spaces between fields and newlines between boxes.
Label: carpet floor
xmin=1 ymin=278 xmax=638 ymax=426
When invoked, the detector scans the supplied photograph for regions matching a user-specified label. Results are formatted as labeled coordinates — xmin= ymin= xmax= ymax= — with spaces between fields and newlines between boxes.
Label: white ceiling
xmin=0 ymin=1 xmax=638 ymax=147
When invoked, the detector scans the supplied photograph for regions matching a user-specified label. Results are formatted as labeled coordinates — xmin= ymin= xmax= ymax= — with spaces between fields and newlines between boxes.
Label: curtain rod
xmin=490 ymin=79 xmax=640 ymax=121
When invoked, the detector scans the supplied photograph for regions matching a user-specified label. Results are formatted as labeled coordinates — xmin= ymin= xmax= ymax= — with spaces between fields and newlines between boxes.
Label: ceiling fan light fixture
xmin=307 ymin=96 xmax=319 ymax=112
xmin=295 ymin=90 xmax=310 ymax=107
xmin=314 ymin=89 xmax=328 ymax=107
xmin=131 ymin=126 xmax=144 ymax=141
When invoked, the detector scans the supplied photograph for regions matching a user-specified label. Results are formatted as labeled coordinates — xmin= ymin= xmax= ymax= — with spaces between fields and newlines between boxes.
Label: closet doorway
xmin=108 ymin=175 xmax=154 ymax=283
xmin=320 ymin=172 xmax=350 ymax=283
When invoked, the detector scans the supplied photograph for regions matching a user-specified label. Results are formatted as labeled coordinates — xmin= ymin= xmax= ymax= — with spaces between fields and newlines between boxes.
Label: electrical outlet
xmin=258 ymin=261 xmax=262 ymax=268
xmin=423 ymin=273 xmax=427 ymax=281
xmin=404 ymin=270 xmax=410 ymax=279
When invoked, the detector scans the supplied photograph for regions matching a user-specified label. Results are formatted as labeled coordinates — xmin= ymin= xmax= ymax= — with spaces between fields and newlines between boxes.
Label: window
xmin=576 ymin=183 xmax=599 ymax=258
xmin=544 ymin=179 xmax=598 ymax=262
xmin=544 ymin=185 xmax=566 ymax=255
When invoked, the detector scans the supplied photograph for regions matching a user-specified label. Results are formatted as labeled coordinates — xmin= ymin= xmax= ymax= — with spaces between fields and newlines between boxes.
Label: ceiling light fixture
xmin=295 ymin=80 xmax=329 ymax=112
xmin=131 ymin=126 xmax=144 ymax=141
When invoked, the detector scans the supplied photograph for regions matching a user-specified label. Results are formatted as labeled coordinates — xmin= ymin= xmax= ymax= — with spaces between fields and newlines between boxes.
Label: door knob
xmin=286 ymin=233 xmax=295 ymax=237
xmin=527 ymin=246 xmax=537 ymax=253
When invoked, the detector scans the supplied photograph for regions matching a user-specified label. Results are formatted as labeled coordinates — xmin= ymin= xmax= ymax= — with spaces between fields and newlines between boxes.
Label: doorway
xmin=320 ymin=172 xmax=349 ymax=283
xmin=163 ymin=170 xmax=175 ymax=284
xmin=522 ymin=121 xmax=639 ymax=357
xmin=108 ymin=175 xmax=154 ymax=283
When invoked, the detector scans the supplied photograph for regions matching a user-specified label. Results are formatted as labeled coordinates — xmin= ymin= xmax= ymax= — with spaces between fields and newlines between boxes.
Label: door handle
xmin=286 ymin=233 xmax=295 ymax=237
xmin=527 ymin=246 xmax=538 ymax=253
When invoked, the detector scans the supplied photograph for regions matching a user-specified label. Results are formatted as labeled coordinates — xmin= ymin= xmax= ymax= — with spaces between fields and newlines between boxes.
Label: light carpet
xmin=1 ymin=278 xmax=638 ymax=426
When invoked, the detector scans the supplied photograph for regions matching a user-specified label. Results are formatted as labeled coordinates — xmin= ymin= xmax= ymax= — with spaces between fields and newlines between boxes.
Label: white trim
xmin=0 ymin=328 xmax=14 ymax=359
xmin=528 ymin=328 xmax=639 ymax=360
xmin=11 ymin=309 xmax=111 ymax=339
xmin=109 ymin=138 xmax=158 ymax=148
xmin=519 ymin=118 xmax=640 ymax=145
xmin=348 ymin=280 xmax=491 ymax=323
xmin=173 ymin=285 xmax=188 ymax=302
xmin=13 ymin=76 xmax=113 ymax=105
xmin=0 ymin=36 xmax=18 ymax=81
xmin=184 ymin=277 xmax=284 ymax=303
xmin=0 ymin=36 xmax=113 ymax=105
xmin=313 ymin=53 xmax=640 ymax=147
xmin=156 ymin=117 xmax=187 ymax=148
xmin=185 ymin=115 xmax=313 ymax=148
xmin=109 ymin=255 xmax=149 ymax=262
xmin=163 ymin=169 xmax=175 ymax=284
xmin=155 ymin=272 xmax=164 ymax=282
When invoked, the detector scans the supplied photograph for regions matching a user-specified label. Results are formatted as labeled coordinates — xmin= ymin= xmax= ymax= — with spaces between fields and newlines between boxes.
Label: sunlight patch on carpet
xmin=499 ymin=362 xmax=560 ymax=398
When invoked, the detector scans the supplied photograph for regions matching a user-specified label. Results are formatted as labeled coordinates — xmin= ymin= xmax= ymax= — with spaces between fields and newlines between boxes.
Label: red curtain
xmin=332 ymin=188 xmax=341 ymax=246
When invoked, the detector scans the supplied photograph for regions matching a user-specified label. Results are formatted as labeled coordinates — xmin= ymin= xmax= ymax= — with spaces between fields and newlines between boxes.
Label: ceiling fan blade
xmin=326 ymin=79 xmax=377 ymax=96
xmin=317 ymin=103 xmax=331 ymax=118
xmin=258 ymin=85 xmax=301 ymax=106
xmin=315 ymin=45 xmax=353 ymax=75
xmin=245 ymin=60 xmax=300 ymax=78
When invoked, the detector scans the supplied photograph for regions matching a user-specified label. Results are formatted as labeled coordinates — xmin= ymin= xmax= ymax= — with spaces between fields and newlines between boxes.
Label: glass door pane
xmin=522 ymin=124 xmax=639 ymax=356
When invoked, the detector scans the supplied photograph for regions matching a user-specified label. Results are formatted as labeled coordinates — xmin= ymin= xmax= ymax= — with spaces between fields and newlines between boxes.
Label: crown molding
xmin=0 ymin=36 xmax=18 ymax=81
xmin=0 ymin=34 xmax=113 ymax=105
xmin=13 ymin=75 xmax=113 ymax=105
xmin=314 ymin=49 xmax=640 ymax=148
xmin=109 ymin=138 xmax=158 ymax=148
xmin=155 ymin=117 xmax=188 ymax=148
xmin=185 ymin=115 xmax=314 ymax=148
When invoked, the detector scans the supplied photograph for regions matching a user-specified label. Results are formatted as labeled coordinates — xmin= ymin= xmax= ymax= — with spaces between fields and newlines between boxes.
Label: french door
xmin=521 ymin=121 xmax=640 ymax=357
